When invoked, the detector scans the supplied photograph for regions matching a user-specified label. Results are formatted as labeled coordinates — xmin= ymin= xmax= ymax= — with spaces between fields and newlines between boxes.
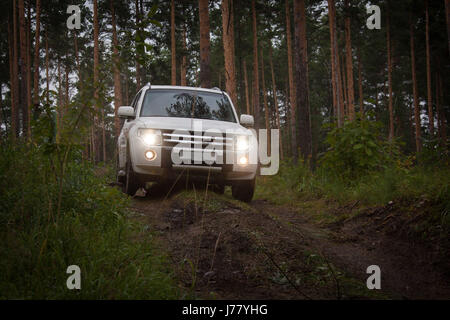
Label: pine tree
xmin=171 ymin=0 xmax=176 ymax=85
xmin=222 ymin=0 xmax=237 ymax=107
xmin=199 ymin=0 xmax=211 ymax=88
xmin=293 ymin=0 xmax=312 ymax=159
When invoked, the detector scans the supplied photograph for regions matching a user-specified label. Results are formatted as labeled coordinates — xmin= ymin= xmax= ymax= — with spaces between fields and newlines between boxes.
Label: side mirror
xmin=240 ymin=114 xmax=254 ymax=128
xmin=118 ymin=106 xmax=135 ymax=119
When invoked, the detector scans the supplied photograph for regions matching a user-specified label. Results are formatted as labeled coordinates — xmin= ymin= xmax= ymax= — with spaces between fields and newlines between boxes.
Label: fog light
xmin=145 ymin=150 xmax=156 ymax=161
xmin=239 ymin=156 xmax=248 ymax=165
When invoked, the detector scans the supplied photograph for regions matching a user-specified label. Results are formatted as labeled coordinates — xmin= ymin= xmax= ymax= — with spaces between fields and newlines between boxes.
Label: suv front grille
xmin=162 ymin=131 xmax=233 ymax=149
xmin=160 ymin=130 xmax=234 ymax=171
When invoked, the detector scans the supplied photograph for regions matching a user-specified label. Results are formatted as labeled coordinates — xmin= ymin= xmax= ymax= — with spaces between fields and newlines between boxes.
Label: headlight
xmin=235 ymin=135 xmax=249 ymax=151
xmin=138 ymin=129 xmax=162 ymax=146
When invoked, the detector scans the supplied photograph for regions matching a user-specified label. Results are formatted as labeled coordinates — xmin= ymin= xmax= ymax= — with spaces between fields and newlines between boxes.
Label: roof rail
xmin=146 ymin=82 xmax=151 ymax=88
xmin=211 ymin=87 xmax=221 ymax=91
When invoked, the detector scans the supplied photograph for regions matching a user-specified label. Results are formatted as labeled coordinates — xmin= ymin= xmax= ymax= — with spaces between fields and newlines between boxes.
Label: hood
xmin=136 ymin=117 xmax=246 ymax=133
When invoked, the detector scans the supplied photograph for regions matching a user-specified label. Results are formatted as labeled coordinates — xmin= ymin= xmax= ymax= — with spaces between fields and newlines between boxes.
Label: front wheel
xmin=231 ymin=178 xmax=255 ymax=202
xmin=122 ymin=158 xmax=140 ymax=196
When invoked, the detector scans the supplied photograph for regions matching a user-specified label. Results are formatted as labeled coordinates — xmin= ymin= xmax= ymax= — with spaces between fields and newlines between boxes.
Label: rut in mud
xmin=129 ymin=183 xmax=450 ymax=300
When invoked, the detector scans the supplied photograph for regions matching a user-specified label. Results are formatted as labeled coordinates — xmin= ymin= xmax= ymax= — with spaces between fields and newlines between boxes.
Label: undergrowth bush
xmin=319 ymin=115 xmax=402 ymax=180
xmin=0 ymin=142 xmax=177 ymax=299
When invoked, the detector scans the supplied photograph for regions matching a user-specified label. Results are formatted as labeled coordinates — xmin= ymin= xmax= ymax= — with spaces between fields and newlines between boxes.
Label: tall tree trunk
xmin=13 ymin=0 xmax=19 ymax=138
xmin=436 ymin=72 xmax=442 ymax=144
xmin=445 ymin=0 xmax=450 ymax=55
xmin=357 ymin=46 xmax=363 ymax=115
xmin=171 ymin=0 xmax=176 ymax=85
xmin=425 ymin=0 xmax=434 ymax=135
xmin=199 ymin=0 xmax=211 ymax=88
xmin=33 ymin=0 xmax=41 ymax=111
xmin=243 ymin=59 xmax=250 ymax=114
xmin=93 ymin=0 xmax=100 ymax=161
xmin=74 ymin=32 xmax=81 ymax=83
xmin=65 ymin=64 xmax=69 ymax=108
xmin=410 ymin=13 xmax=421 ymax=153
xmin=285 ymin=0 xmax=297 ymax=159
xmin=327 ymin=0 xmax=343 ymax=127
xmin=74 ymin=30 xmax=87 ymax=160
xmin=251 ymin=0 xmax=260 ymax=129
xmin=437 ymin=71 xmax=447 ymax=146
xmin=8 ymin=14 xmax=17 ymax=139
xmin=57 ymin=59 xmax=62 ymax=142
xmin=260 ymin=48 xmax=270 ymax=153
xmin=344 ymin=0 xmax=355 ymax=121
xmin=181 ymin=24 xmax=187 ymax=86
xmin=387 ymin=5 xmax=394 ymax=140
xmin=111 ymin=0 xmax=123 ymax=141
xmin=45 ymin=30 xmax=49 ymax=105
xmin=341 ymin=51 xmax=348 ymax=117
xmin=293 ymin=0 xmax=312 ymax=160
xmin=26 ymin=2 xmax=31 ymax=137
xmin=135 ymin=0 xmax=141 ymax=90
xmin=269 ymin=44 xmax=283 ymax=160
xmin=222 ymin=0 xmax=238 ymax=107
xmin=18 ymin=0 xmax=28 ymax=138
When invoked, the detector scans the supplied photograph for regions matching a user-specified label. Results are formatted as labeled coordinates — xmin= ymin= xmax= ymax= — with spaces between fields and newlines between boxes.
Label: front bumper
xmin=129 ymin=140 xmax=257 ymax=183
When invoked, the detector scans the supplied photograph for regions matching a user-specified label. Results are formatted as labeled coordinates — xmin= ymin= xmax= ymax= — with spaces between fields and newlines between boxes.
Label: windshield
xmin=140 ymin=89 xmax=236 ymax=123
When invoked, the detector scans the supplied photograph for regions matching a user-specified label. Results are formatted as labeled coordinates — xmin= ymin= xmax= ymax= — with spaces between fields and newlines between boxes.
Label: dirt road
xmin=129 ymin=183 xmax=450 ymax=300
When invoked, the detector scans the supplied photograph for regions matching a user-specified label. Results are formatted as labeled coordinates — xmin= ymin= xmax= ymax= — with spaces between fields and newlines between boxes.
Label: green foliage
xmin=319 ymin=115 xmax=401 ymax=180
xmin=417 ymin=138 xmax=450 ymax=167
xmin=0 ymin=141 xmax=178 ymax=299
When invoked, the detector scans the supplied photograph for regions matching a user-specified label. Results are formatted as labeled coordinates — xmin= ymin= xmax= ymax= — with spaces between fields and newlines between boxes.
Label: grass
xmin=255 ymin=160 xmax=450 ymax=230
xmin=0 ymin=142 xmax=178 ymax=299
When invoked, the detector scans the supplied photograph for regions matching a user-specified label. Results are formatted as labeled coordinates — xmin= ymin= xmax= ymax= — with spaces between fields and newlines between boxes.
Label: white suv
xmin=117 ymin=84 xmax=258 ymax=202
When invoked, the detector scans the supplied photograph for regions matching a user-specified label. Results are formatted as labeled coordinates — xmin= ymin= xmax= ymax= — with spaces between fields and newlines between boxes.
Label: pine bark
xmin=135 ymin=0 xmax=141 ymax=90
xmin=387 ymin=7 xmax=394 ymax=140
xmin=437 ymin=71 xmax=447 ymax=146
xmin=425 ymin=0 xmax=433 ymax=135
xmin=243 ymin=59 xmax=250 ymax=114
xmin=285 ymin=0 xmax=297 ymax=158
xmin=8 ymin=12 xmax=17 ymax=139
xmin=33 ymin=0 xmax=41 ymax=109
xmin=344 ymin=0 xmax=355 ymax=121
xmin=222 ymin=0 xmax=238 ymax=107
xmin=251 ymin=0 xmax=260 ymax=129
xmin=18 ymin=0 xmax=28 ymax=138
xmin=446 ymin=0 xmax=450 ymax=55
xmin=199 ymin=0 xmax=211 ymax=88
xmin=93 ymin=0 xmax=100 ymax=160
xmin=111 ymin=0 xmax=123 ymax=140
xmin=45 ymin=31 xmax=49 ymax=104
xmin=181 ymin=24 xmax=187 ymax=86
xmin=26 ymin=3 xmax=31 ymax=137
xmin=410 ymin=14 xmax=421 ymax=153
xmin=327 ymin=0 xmax=343 ymax=127
xmin=269 ymin=44 xmax=283 ymax=159
xmin=293 ymin=0 xmax=312 ymax=159
xmin=171 ymin=0 xmax=176 ymax=85
xmin=357 ymin=46 xmax=363 ymax=115
xmin=260 ymin=48 xmax=270 ymax=152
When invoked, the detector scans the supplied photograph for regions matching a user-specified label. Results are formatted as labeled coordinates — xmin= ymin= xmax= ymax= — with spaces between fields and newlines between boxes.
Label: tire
xmin=231 ymin=178 xmax=255 ymax=202
xmin=117 ymin=154 xmax=125 ymax=185
xmin=122 ymin=156 xmax=140 ymax=196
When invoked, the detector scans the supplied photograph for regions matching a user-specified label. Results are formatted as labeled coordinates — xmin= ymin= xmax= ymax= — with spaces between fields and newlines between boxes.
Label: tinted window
xmin=140 ymin=89 xmax=236 ymax=122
